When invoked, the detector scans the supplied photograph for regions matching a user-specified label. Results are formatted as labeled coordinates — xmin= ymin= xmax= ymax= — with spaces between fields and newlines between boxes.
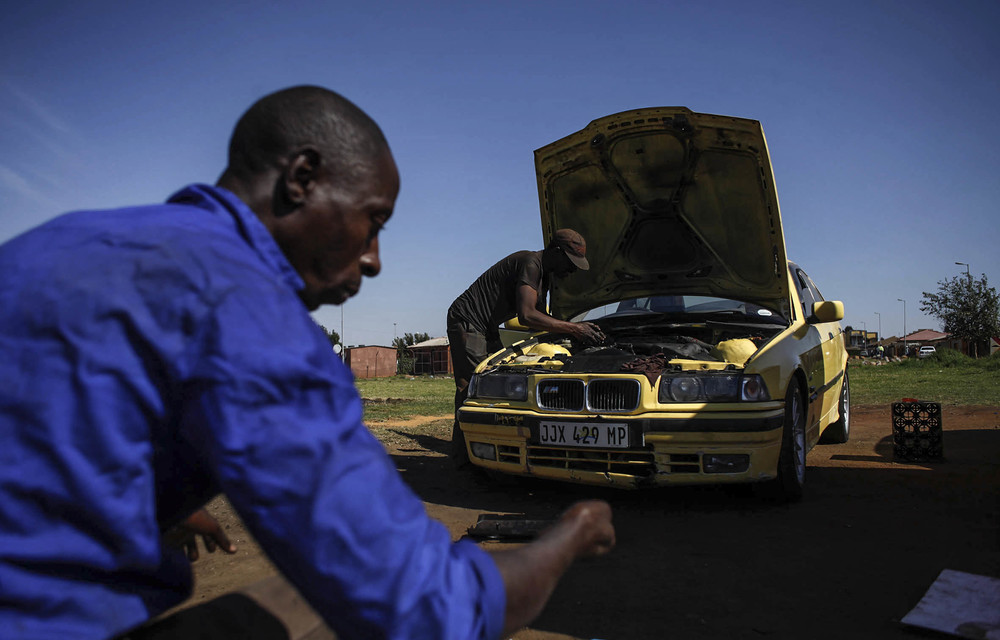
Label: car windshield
xmin=581 ymin=295 xmax=787 ymax=325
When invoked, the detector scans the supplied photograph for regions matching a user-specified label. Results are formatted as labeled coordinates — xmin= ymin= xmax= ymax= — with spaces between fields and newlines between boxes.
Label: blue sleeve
xmin=182 ymin=290 xmax=505 ymax=640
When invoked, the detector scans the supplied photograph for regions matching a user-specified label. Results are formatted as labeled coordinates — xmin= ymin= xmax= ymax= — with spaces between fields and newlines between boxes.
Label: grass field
xmin=848 ymin=349 xmax=1000 ymax=406
xmin=355 ymin=375 xmax=454 ymax=422
xmin=355 ymin=350 xmax=1000 ymax=423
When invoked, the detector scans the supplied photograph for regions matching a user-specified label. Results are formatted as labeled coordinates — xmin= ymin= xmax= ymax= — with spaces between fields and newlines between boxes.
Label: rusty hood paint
xmin=534 ymin=107 xmax=789 ymax=320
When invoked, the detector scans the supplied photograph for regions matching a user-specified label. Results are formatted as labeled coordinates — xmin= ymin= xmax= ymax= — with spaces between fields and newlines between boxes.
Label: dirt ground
xmin=186 ymin=405 xmax=999 ymax=639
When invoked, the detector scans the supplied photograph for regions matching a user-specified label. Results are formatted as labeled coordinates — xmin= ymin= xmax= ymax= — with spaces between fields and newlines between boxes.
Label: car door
xmin=791 ymin=267 xmax=826 ymax=437
xmin=795 ymin=267 xmax=844 ymax=431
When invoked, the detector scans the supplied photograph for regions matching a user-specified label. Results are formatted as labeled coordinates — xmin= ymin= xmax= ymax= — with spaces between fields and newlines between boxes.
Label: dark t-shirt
xmin=448 ymin=250 xmax=547 ymax=337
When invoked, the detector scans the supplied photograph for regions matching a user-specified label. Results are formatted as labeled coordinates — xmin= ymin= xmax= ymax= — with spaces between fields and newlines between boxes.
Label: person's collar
xmin=166 ymin=184 xmax=305 ymax=294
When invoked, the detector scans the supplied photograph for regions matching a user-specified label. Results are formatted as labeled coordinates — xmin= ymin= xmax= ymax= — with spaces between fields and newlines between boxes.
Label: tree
xmin=920 ymin=274 xmax=1000 ymax=358
xmin=397 ymin=332 xmax=431 ymax=348
xmin=318 ymin=324 xmax=342 ymax=351
xmin=392 ymin=332 xmax=431 ymax=375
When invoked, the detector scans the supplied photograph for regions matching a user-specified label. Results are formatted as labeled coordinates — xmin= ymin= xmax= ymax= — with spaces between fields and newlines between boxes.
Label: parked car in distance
xmin=918 ymin=346 xmax=937 ymax=358
xmin=456 ymin=107 xmax=850 ymax=502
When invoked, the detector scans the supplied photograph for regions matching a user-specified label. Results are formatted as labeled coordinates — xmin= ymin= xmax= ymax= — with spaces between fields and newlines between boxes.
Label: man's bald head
xmin=219 ymin=85 xmax=390 ymax=192
xmin=216 ymin=86 xmax=399 ymax=310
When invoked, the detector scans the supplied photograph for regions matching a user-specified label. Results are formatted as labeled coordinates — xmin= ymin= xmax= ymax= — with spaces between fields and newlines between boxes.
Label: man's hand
xmin=165 ymin=509 xmax=237 ymax=561
xmin=569 ymin=321 xmax=605 ymax=345
xmin=515 ymin=284 xmax=606 ymax=345
xmin=491 ymin=499 xmax=615 ymax=636
xmin=553 ymin=499 xmax=615 ymax=558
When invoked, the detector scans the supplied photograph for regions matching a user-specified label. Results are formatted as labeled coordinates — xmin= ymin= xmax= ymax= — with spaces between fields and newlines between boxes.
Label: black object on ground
xmin=466 ymin=514 xmax=554 ymax=540
xmin=892 ymin=400 xmax=944 ymax=462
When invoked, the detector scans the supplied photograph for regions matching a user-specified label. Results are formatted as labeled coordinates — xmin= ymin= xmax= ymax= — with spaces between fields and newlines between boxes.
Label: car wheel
xmin=756 ymin=379 xmax=806 ymax=502
xmin=819 ymin=370 xmax=850 ymax=444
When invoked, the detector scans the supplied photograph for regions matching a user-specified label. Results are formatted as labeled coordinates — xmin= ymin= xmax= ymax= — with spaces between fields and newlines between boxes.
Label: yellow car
xmin=457 ymin=107 xmax=849 ymax=501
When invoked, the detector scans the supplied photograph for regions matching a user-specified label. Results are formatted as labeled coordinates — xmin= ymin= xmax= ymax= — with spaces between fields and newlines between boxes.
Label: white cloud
xmin=2 ymin=84 xmax=86 ymax=165
xmin=7 ymin=85 xmax=74 ymax=135
xmin=0 ymin=164 xmax=59 ymax=210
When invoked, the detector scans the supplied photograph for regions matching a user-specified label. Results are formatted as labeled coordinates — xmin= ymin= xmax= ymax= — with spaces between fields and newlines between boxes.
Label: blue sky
xmin=3 ymin=1 xmax=997 ymax=347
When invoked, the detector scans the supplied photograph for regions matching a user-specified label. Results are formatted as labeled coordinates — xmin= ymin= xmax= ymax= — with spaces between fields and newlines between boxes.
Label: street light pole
xmin=862 ymin=321 xmax=867 ymax=350
xmin=874 ymin=311 xmax=881 ymax=342
xmin=897 ymin=298 xmax=906 ymax=356
xmin=955 ymin=262 xmax=972 ymax=282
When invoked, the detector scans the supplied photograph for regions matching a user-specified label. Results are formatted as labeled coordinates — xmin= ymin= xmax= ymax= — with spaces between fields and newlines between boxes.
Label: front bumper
xmin=457 ymin=406 xmax=785 ymax=489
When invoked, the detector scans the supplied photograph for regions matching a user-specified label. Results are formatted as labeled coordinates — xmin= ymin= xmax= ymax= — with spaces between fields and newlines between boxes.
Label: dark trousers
xmin=117 ymin=594 xmax=288 ymax=640
xmin=116 ymin=575 xmax=336 ymax=640
xmin=446 ymin=318 xmax=501 ymax=465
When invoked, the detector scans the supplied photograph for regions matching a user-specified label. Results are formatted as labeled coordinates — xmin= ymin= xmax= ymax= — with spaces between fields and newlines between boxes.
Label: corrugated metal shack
xmin=344 ymin=345 xmax=397 ymax=379
xmin=409 ymin=337 xmax=452 ymax=375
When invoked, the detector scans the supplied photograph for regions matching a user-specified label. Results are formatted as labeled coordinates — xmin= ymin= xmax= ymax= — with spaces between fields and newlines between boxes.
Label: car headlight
xmin=468 ymin=373 xmax=528 ymax=401
xmin=657 ymin=373 xmax=770 ymax=402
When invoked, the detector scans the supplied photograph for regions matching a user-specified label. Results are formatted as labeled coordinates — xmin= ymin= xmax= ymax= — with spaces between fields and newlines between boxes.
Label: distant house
xmin=846 ymin=329 xmax=879 ymax=351
xmin=903 ymin=329 xmax=951 ymax=344
xmin=886 ymin=330 xmax=1000 ymax=358
xmin=344 ymin=345 xmax=397 ymax=379
xmin=891 ymin=329 xmax=960 ymax=357
xmin=409 ymin=337 xmax=452 ymax=376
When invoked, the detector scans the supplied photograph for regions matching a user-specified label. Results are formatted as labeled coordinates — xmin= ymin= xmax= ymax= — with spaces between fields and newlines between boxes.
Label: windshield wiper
xmin=696 ymin=309 xmax=746 ymax=317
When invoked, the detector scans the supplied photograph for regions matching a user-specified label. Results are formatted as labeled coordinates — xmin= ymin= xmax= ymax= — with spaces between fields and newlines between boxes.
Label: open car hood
xmin=535 ymin=107 xmax=789 ymax=320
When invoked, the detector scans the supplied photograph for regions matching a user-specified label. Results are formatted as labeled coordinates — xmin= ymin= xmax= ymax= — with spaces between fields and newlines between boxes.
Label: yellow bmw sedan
xmin=457 ymin=108 xmax=849 ymax=501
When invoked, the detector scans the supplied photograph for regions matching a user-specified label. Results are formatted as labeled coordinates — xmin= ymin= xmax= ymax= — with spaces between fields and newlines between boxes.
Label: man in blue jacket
xmin=0 ymin=85 xmax=614 ymax=640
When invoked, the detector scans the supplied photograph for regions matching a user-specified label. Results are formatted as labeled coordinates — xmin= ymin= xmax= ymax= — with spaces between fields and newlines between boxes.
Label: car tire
xmin=755 ymin=379 xmax=806 ymax=502
xmin=819 ymin=370 xmax=850 ymax=444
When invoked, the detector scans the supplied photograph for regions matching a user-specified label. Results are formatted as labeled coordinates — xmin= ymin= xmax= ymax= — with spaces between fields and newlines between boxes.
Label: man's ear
xmin=281 ymin=148 xmax=322 ymax=207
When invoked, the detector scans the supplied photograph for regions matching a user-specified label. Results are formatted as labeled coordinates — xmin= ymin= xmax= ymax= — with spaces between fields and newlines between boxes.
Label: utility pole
xmin=898 ymin=298 xmax=906 ymax=356
xmin=874 ymin=311 xmax=881 ymax=342
xmin=955 ymin=262 xmax=974 ymax=356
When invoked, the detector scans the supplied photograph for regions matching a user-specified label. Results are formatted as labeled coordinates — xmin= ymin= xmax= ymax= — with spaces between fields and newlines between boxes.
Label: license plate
xmin=538 ymin=421 xmax=630 ymax=448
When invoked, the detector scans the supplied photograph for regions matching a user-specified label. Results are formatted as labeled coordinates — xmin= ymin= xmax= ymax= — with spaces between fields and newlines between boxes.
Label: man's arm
xmin=489 ymin=500 xmax=615 ymax=636
xmin=516 ymin=284 xmax=604 ymax=343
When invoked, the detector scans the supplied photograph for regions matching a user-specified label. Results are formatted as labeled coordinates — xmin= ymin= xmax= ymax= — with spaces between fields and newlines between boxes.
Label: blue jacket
xmin=0 ymin=185 xmax=504 ymax=640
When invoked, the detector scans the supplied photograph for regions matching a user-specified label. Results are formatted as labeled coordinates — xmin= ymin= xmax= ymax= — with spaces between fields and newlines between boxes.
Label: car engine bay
xmin=486 ymin=320 xmax=784 ymax=377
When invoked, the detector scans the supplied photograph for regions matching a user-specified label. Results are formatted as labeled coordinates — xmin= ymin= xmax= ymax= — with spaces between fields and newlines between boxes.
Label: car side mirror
xmin=809 ymin=300 xmax=844 ymax=324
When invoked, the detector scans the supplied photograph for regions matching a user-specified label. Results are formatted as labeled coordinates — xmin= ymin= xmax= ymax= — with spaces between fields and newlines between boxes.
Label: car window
xmin=794 ymin=269 xmax=816 ymax=319
xmin=794 ymin=267 xmax=826 ymax=318
xmin=802 ymin=272 xmax=825 ymax=302
xmin=582 ymin=295 xmax=786 ymax=324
